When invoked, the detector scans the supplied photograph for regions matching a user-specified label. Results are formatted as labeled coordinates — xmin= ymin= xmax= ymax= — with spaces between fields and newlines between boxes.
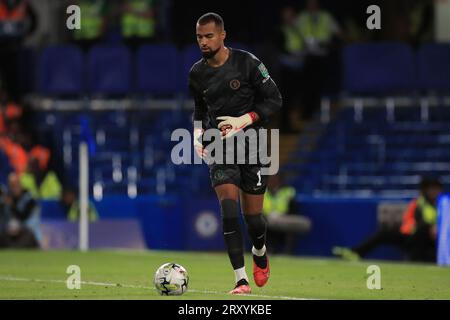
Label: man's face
xmin=196 ymin=22 xmax=225 ymax=59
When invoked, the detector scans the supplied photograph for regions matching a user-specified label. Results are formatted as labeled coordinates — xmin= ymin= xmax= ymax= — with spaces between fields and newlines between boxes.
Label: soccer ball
xmin=154 ymin=263 xmax=189 ymax=296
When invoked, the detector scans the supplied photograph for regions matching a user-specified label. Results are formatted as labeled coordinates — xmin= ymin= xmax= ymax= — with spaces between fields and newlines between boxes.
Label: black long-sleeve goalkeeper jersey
xmin=188 ymin=48 xmax=282 ymax=130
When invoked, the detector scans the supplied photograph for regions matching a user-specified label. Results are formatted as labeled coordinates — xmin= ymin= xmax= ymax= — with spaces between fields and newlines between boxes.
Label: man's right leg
xmin=352 ymin=229 xmax=407 ymax=258
xmin=214 ymin=183 xmax=251 ymax=294
xmin=333 ymin=229 xmax=406 ymax=260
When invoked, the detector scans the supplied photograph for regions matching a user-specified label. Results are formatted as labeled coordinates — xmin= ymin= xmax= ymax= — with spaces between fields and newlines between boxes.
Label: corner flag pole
xmin=79 ymin=141 xmax=89 ymax=251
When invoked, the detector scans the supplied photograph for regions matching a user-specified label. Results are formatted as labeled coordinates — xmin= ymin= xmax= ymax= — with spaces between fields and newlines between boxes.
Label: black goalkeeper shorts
xmin=208 ymin=163 xmax=268 ymax=194
xmin=204 ymin=127 xmax=269 ymax=194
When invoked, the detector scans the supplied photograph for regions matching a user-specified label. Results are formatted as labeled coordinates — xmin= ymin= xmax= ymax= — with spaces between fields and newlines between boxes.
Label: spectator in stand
xmin=0 ymin=88 xmax=28 ymax=174
xmin=0 ymin=90 xmax=55 ymax=180
xmin=0 ymin=132 xmax=28 ymax=174
xmin=61 ymin=187 xmax=98 ymax=222
xmin=0 ymin=172 xmax=40 ymax=249
xmin=333 ymin=176 xmax=443 ymax=263
xmin=0 ymin=0 xmax=37 ymax=100
xmin=0 ymin=87 xmax=22 ymax=135
xmin=408 ymin=0 xmax=434 ymax=47
xmin=120 ymin=0 xmax=156 ymax=51
xmin=71 ymin=0 xmax=107 ymax=52
xmin=20 ymin=155 xmax=61 ymax=200
xmin=263 ymin=174 xmax=311 ymax=255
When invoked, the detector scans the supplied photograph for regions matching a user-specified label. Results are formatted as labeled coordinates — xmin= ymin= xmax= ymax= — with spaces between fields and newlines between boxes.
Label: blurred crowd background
xmin=0 ymin=0 xmax=449 ymax=263
xmin=0 ymin=0 xmax=438 ymax=99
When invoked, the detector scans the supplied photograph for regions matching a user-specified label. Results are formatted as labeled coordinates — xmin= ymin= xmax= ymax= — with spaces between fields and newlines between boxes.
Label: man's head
xmin=8 ymin=172 xmax=22 ymax=197
xmin=196 ymin=12 xmax=226 ymax=59
xmin=281 ymin=6 xmax=297 ymax=26
xmin=420 ymin=176 xmax=443 ymax=205
xmin=27 ymin=156 xmax=41 ymax=176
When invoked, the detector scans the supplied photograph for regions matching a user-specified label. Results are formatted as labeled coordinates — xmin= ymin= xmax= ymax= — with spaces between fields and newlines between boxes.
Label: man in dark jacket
xmin=333 ymin=176 xmax=443 ymax=262
xmin=0 ymin=172 xmax=40 ymax=248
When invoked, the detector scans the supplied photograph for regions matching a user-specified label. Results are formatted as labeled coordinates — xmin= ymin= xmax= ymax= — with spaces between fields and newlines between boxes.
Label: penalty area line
xmin=0 ymin=276 xmax=315 ymax=300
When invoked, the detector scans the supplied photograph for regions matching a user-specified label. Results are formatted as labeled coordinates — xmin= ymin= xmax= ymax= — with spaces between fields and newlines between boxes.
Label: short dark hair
xmin=197 ymin=12 xmax=224 ymax=30
xmin=420 ymin=176 xmax=443 ymax=191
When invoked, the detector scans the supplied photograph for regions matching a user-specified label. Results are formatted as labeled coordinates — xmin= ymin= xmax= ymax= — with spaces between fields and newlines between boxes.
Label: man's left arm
xmin=216 ymin=56 xmax=282 ymax=138
xmin=248 ymin=57 xmax=283 ymax=124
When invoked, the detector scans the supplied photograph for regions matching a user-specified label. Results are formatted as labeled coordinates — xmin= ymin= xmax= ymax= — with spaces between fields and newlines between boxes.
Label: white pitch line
xmin=0 ymin=276 xmax=315 ymax=300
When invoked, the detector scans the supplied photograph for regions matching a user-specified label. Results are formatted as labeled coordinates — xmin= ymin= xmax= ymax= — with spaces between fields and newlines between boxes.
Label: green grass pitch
xmin=0 ymin=250 xmax=449 ymax=300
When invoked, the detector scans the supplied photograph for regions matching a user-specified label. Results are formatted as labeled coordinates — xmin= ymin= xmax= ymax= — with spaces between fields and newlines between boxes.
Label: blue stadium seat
xmin=180 ymin=44 xmax=201 ymax=93
xmin=418 ymin=43 xmax=450 ymax=92
xmin=102 ymin=180 xmax=129 ymax=195
xmin=136 ymin=44 xmax=179 ymax=95
xmin=291 ymin=104 xmax=450 ymax=194
xmin=87 ymin=45 xmax=131 ymax=95
xmin=38 ymin=45 xmax=84 ymax=95
xmin=343 ymin=43 xmax=415 ymax=95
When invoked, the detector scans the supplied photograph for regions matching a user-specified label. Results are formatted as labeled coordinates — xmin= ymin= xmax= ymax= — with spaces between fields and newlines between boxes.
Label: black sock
xmin=244 ymin=213 xmax=267 ymax=250
xmin=221 ymin=199 xmax=244 ymax=270
xmin=244 ymin=214 xmax=267 ymax=268
xmin=236 ymin=278 xmax=249 ymax=287
xmin=253 ymin=254 xmax=267 ymax=269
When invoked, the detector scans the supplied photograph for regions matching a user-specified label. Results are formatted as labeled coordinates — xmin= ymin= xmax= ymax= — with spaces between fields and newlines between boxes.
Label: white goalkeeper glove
xmin=193 ymin=128 xmax=207 ymax=159
xmin=216 ymin=112 xmax=259 ymax=140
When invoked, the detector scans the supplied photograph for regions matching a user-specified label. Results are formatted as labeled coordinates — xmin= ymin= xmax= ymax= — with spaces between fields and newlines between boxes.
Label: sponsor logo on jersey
xmin=258 ymin=63 xmax=270 ymax=79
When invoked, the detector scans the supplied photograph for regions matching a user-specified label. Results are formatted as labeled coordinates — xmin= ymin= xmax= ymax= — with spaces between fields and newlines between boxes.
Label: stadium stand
xmin=38 ymin=45 xmax=84 ymax=96
xmin=0 ymin=40 xmax=449 ymax=252
xmin=2 ymin=42 xmax=442 ymax=202
xmin=136 ymin=44 xmax=179 ymax=95
xmin=288 ymin=105 xmax=450 ymax=196
xmin=286 ymin=42 xmax=450 ymax=196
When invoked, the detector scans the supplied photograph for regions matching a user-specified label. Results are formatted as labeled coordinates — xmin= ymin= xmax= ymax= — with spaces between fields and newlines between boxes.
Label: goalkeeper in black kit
xmin=188 ymin=12 xmax=282 ymax=294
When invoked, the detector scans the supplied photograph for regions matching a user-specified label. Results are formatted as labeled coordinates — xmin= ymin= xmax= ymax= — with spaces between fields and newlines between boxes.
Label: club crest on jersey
xmin=229 ymin=79 xmax=240 ymax=90
xmin=214 ymin=169 xmax=226 ymax=180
